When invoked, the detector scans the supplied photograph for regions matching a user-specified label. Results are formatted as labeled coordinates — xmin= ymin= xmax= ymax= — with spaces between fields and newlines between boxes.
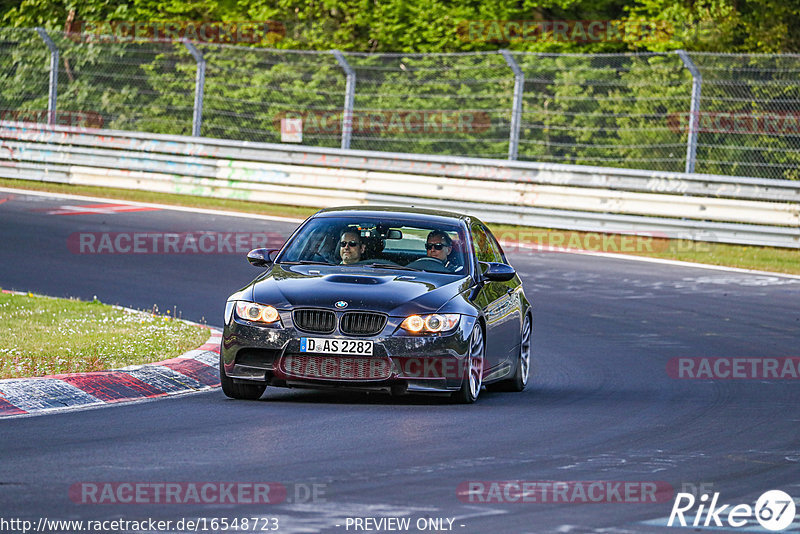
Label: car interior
xmin=284 ymin=220 xmax=465 ymax=273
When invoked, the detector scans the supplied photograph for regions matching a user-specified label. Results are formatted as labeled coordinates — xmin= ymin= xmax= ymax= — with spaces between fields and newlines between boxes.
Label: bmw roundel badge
xmin=335 ymin=301 xmax=348 ymax=309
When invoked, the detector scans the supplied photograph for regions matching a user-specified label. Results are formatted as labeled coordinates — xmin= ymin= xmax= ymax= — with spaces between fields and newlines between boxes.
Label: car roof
xmin=314 ymin=205 xmax=473 ymax=225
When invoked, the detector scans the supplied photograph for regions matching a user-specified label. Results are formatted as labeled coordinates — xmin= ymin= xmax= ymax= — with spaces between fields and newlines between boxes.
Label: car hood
xmin=246 ymin=264 xmax=472 ymax=316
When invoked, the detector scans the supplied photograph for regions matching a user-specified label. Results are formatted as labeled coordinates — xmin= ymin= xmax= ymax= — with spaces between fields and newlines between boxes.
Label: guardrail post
xmin=332 ymin=50 xmax=356 ymax=150
xmin=183 ymin=40 xmax=206 ymax=137
xmin=501 ymin=50 xmax=524 ymax=161
xmin=676 ymin=50 xmax=702 ymax=174
xmin=35 ymin=28 xmax=59 ymax=127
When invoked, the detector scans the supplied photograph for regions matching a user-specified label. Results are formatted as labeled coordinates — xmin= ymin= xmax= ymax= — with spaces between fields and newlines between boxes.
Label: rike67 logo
xmin=668 ymin=490 xmax=796 ymax=531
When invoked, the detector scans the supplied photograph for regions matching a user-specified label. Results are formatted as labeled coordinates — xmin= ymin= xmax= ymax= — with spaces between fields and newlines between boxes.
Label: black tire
xmin=219 ymin=358 xmax=267 ymax=400
xmin=451 ymin=325 xmax=484 ymax=404
xmin=488 ymin=313 xmax=532 ymax=393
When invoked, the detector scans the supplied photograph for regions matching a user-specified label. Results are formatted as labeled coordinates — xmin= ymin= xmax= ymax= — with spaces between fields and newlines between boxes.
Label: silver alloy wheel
xmin=468 ymin=326 xmax=485 ymax=399
xmin=519 ymin=315 xmax=531 ymax=386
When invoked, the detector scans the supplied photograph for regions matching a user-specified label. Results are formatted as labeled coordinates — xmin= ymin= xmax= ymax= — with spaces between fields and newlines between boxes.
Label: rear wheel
xmin=219 ymin=358 xmax=267 ymax=400
xmin=489 ymin=313 xmax=531 ymax=392
xmin=452 ymin=325 xmax=484 ymax=404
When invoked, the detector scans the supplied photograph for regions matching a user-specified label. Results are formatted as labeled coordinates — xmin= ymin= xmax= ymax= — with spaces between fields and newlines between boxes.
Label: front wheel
xmin=452 ymin=325 xmax=485 ymax=404
xmin=220 ymin=358 xmax=267 ymax=400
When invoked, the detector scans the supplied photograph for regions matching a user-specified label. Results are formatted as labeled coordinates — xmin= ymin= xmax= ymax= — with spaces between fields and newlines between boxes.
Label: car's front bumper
xmin=220 ymin=314 xmax=476 ymax=394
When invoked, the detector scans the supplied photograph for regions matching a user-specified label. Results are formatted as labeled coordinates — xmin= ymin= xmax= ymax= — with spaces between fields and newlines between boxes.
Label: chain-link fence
xmin=1 ymin=27 xmax=799 ymax=180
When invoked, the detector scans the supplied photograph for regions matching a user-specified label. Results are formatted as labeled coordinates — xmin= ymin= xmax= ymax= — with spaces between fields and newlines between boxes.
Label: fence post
xmin=501 ymin=49 xmax=524 ymax=161
xmin=676 ymin=50 xmax=702 ymax=174
xmin=332 ymin=50 xmax=356 ymax=150
xmin=35 ymin=28 xmax=59 ymax=127
xmin=183 ymin=40 xmax=206 ymax=137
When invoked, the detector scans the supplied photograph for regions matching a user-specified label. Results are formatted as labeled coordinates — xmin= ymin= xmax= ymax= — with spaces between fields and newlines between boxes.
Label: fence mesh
xmin=1 ymin=27 xmax=799 ymax=180
xmin=46 ymin=32 xmax=196 ymax=134
xmin=198 ymin=45 xmax=343 ymax=145
xmin=514 ymin=52 xmax=691 ymax=172
xmin=0 ymin=28 xmax=52 ymax=121
xmin=344 ymin=52 xmax=512 ymax=158
xmin=689 ymin=53 xmax=800 ymax=180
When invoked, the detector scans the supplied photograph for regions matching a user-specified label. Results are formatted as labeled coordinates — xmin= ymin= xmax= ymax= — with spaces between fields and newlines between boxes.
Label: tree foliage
xmin=2 ymin=0 xmax=798 ymax=53
xmin=1 ymin=1 xmax=798 ymax=180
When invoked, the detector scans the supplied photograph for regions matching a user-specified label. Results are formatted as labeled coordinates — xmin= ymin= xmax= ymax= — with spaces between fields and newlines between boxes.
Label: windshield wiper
xmin=364 ymin=263 xmax=418 ymax=271
xmin=279 ymin=260 xmax=332 ymax=266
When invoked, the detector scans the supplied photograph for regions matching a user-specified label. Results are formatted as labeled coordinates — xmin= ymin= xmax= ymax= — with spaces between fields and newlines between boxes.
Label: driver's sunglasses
xmin=340 ymin=240 xmax=360 ymax=248
xmin=425 ymin=243 xmax=448 ymax=250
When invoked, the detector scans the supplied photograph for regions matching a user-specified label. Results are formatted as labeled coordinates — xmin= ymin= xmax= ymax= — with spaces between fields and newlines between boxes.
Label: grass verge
xmin=0 ymin=292 xmax=210 ymax=379
xmin=1 ymin=178 xmax=798 ymax=275
xmin=489 ymin=225 xmax=800 ymax=275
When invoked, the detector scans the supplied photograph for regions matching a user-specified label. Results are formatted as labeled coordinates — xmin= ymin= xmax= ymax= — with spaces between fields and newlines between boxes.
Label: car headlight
xmin=225 ymin=300 xmax=235 ymax=324
xmin=400 ymin=313 xmax=460 ymax=334
xmin=235 ymin=301 xmax=280 ymax=324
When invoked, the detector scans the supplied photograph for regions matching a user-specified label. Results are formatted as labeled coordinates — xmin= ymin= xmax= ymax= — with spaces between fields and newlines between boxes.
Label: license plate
xmin=300 ymin=337 xmax=373 ymax=356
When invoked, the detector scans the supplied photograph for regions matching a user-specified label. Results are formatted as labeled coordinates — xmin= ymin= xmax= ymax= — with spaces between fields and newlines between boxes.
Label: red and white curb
xmin=0 ymin=293 xmax=222 ymax=418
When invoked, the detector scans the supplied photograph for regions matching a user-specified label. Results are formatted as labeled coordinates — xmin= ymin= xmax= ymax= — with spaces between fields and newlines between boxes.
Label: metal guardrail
xmin=0 ymin=121 xmax=798 ymax=248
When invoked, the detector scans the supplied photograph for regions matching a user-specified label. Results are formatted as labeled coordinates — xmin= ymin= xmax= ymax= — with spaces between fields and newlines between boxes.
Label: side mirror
xmin=247 ymin=248 xmax=278 ymax=267
xmin=480 ymin=261 xmax=516 ymax=282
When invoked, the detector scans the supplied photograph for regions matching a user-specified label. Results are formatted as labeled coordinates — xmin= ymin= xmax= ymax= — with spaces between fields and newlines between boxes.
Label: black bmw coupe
xmin=220 ymin=206 xmax=532 ymax=403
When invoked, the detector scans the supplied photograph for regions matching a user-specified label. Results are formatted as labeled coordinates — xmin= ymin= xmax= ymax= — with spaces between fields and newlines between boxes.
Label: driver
xmin=339 ymin=230 xmax=366 ymax=265
xmin=425 ymin=230 xmax=461 ymax=272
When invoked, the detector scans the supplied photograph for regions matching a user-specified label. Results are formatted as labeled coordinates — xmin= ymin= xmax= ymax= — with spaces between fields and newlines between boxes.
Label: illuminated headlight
xmin=400 ymin=313 xmax=459 ymax=334
xmin=235 ymin=302 xmax=280 ymax=324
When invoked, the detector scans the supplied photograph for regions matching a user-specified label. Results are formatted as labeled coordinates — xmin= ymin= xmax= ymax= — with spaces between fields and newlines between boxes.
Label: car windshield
xmin=277 ymin=216 xmax=467 ymax=274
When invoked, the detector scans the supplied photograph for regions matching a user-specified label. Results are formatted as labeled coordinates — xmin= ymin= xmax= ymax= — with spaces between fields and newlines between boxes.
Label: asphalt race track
xmin=1 ymin=189 xmax=799 ymax=533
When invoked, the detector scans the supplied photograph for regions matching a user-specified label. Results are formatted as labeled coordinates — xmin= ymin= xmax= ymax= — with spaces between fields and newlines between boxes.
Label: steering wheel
xmin=406 ymin=256 xmax=448 ymax=272
xmin=412 ymin=256 xmax=444 ymax=265
xmin=311 ymin=253 xmax=333 ymax=264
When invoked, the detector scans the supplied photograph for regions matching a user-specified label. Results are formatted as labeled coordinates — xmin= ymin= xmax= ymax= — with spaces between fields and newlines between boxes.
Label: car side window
xmin=482 ymin=225 xmax=507 ymax=263
xmin=470 ymin=224 xmax=500 ymax=263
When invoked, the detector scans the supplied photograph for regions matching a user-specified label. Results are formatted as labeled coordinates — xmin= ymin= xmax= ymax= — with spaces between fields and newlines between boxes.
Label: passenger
xmin=339 ymin=230 xmax=366 ymax=265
